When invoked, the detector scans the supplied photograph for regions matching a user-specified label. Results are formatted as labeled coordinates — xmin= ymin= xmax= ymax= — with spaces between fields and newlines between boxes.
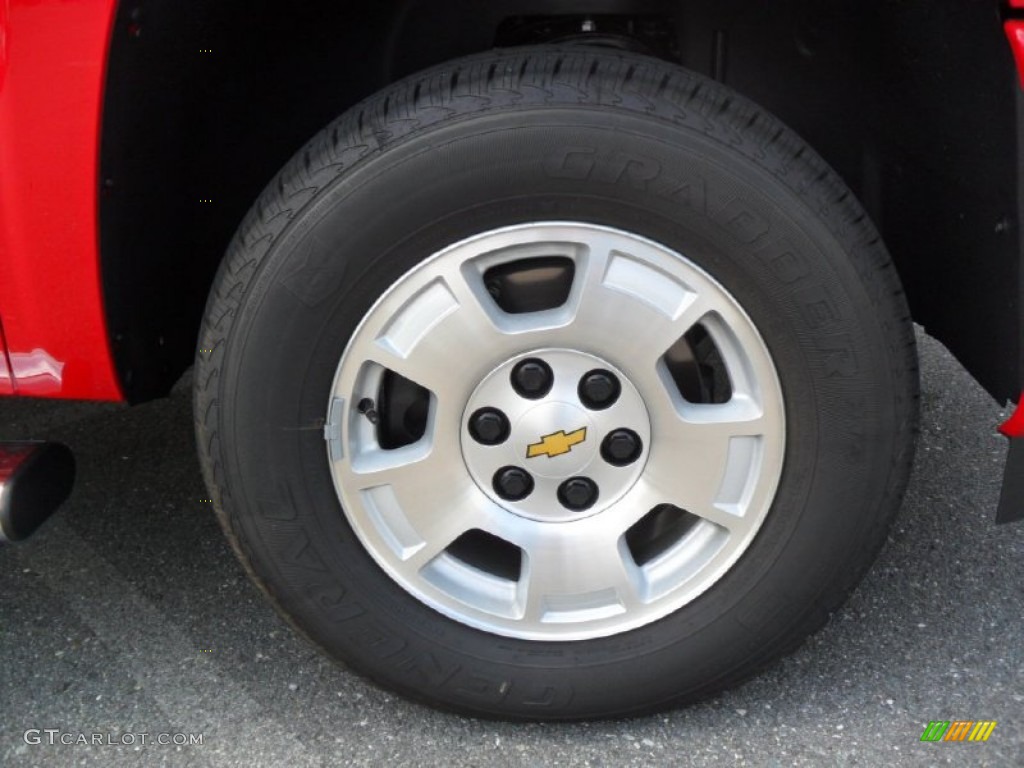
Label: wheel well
xmin=100 ymin=0 xmax=1021 ymax=403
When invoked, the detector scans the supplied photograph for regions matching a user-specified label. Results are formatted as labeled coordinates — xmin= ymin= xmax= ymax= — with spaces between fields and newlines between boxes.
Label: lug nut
xmin=468 ymin=407 xmax=510 ymax=445
xmin=557 ymin=476 xmax=599 ymax=511
xmin=510 ymin=358 xmax=554 ymax=399
xmin=493 ymin=466 xmax=534 ymax=501
xmin=601 ymin=428 xmax=643 ymax=466
xmin=578 ymin=369 xmax=621 ymax=410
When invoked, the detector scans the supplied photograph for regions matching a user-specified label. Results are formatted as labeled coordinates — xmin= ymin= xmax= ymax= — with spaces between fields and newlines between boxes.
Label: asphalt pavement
xmin=0 ymin=329 xmax=1021 ymax=767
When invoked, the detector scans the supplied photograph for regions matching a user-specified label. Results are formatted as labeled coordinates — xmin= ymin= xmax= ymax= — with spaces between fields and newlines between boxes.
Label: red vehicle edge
xmin=0 ymin=0 xmax=121 ymax=400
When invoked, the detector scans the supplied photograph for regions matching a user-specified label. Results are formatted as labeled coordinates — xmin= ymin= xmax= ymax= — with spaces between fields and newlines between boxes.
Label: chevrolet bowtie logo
xmin=526 ymin=427 xmax=588 ymax=459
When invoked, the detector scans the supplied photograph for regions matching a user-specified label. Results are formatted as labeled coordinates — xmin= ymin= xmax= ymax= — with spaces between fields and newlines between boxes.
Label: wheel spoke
xmin=560 ymin=244 xmax=711 ymax=371
xmin=348 ymin=448 xmax=484 ymax=566
xmin=641 ymin=398 xmax=769 ymax=533
xmin=362 ymin=272 xmax=518 ymax=401
xmin=519 ymin=528 xmax=641 ymax=623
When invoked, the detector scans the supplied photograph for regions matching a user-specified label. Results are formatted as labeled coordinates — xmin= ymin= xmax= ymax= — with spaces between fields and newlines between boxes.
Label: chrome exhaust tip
xmin=0 ymin=442 xmax=75 ymax=542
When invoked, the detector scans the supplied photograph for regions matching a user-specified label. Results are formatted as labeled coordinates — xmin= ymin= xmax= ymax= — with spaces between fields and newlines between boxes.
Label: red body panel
xmin=0 ymin=0 xmax=122 ymax=400
xmin=1000 ymin=396 xmax=1024 ymax=437
xmin=1004 ymin=21 xmax=1024 ymax=88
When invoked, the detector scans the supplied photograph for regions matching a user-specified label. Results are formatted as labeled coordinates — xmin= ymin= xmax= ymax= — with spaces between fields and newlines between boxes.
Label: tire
xmin=194 ymin=46 xmax=918 ymax=720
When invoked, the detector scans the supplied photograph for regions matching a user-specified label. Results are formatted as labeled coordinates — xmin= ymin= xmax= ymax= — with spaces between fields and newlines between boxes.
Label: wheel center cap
xmin=461 ymin=349 xmax=651 ymax=523
xmin=514 ymin=402 xmax=597 ymax=478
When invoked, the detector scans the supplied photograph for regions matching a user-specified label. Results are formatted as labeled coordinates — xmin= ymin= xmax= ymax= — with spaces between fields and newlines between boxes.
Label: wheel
xmin=195 ymin=46 xmax=917 ymax=719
